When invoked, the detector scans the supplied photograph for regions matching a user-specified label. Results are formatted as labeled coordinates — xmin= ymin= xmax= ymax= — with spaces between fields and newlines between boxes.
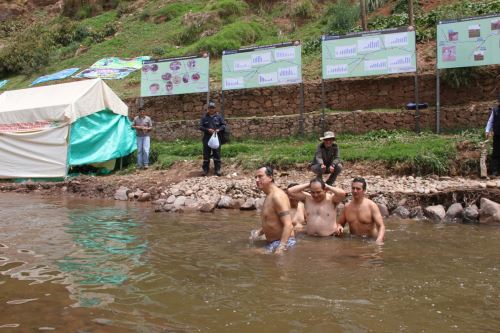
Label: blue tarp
xmin=31 ymin=68 xmax=80 ymax=86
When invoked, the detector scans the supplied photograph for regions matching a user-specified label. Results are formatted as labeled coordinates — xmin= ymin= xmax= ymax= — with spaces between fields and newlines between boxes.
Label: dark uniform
xmin=199 ymin=104 xmax=226 ymax=176
xmin=486 ymin=98 xmax=500 ymax=176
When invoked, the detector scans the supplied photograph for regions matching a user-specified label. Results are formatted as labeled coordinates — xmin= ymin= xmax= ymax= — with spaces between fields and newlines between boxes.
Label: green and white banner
xmin=437 ymin=13 xmax=500 ymax=69
xmin=141 ymin=54 xmax=209 ymax=97
xmin=322 ymin=27 xmax=416 ymax=79
xmin=222 ymin=41 xmax=302 ymax=91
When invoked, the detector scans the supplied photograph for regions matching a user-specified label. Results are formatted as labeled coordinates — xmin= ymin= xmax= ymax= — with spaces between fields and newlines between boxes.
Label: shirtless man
xmin=288 ymin=178 xmax=346 ymax=236
xmin=251 ymin=166 xmax=294 ymax=254
xmin=335 ymin=177 xmax=385 ymax=244
xmin=286 ymin=183 xmax=306 ymax=232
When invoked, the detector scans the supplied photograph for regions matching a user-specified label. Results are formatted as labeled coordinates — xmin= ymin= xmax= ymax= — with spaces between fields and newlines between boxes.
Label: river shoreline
xmin=3 ymin=161 xmax=500 ymax=224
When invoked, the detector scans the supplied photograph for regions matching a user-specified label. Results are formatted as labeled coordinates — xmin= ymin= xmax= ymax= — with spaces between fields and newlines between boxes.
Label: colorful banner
xmin=140 ymin=55 xmax=209 ymax=97
xmin=74 ymin=56 xmax=151 ymax=80
xmin=90 ymin=56 xmax=150 ymax=70
xmin=322 ymin=27 xmax=416 ymax=79
xmin=31 ymin=68 xmax=80 ymax=86
xmin=437 ymin=14 xmax=500 ymax=69
xmin=74 ymin=68 xmax=136 ymax=80
xmin=0 ymin=80 xmax=8 ymax=89
xmin=222 ymin=41 xmax=302 ymax=90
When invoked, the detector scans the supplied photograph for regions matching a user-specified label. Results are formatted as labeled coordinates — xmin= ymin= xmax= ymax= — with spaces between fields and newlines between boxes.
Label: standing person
xmin=132 ymin=107 xmax=153 ymax=169
xmin=311 ymin=131 xmax=343 ymax=185
xmin=250 ymin=166 xmax=295 ymax=255
xmin=335 ymin=177 xmax=385 ymax=245
xmin=199 ymin=100 xmax=226 ymax=176
xmin=485 ymin=95 xmax=500 ymax=176
xmin=288 ymin=178 xmax=346 ymax=237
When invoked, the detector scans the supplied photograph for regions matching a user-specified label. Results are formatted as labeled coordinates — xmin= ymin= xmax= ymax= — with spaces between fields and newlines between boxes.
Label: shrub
xmin=323 ymin=0 xmax=360 ymax=35
xmin=441 ymin=67 xmax=480 ymax=89
xmin=291 ymin=0 xmax=315 ymax=19
xmin=155 ymin=2 xmax=200 ymax=21
xmin=210 ymin=0 xmax=248 ymax=20
xmin=367 ymin=0 xmax=388 ymax=12
xmin=151 ymin=46 xmax=165 ymax=57
xmin=392 ymin=0 xmax=420 ymax=14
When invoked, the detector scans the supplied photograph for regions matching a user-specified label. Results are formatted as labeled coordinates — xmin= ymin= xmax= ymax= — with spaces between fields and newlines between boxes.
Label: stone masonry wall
xmin=153 ymin=102 xmax=493 ymax=141
xmin=125 ymin=66 xmax=499 ymax=140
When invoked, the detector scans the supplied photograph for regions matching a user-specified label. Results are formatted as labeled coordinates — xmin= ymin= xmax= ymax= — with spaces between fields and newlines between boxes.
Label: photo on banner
xmin=222 ymin=41 xmax=302 ymax=91
xmin=322 ymin=27 xmax=417 ymax=79
xmin=140 ymin=54 xmax=210 ymax=97
xmin=437 ymin=13 xmax=500 ymax=69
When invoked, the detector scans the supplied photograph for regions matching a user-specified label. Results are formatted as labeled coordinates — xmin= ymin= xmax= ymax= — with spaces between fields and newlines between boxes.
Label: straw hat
xmin=320 ymin=131 xmax=336 ymax=140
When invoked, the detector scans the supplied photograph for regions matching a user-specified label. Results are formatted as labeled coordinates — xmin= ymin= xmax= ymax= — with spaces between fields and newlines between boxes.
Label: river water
xmin=0 ymin=193 xmax=499 ymax=333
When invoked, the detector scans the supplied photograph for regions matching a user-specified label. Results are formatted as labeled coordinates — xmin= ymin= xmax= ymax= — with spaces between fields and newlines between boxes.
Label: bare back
xmin=305 ymin=192 xmax=339 ymax=236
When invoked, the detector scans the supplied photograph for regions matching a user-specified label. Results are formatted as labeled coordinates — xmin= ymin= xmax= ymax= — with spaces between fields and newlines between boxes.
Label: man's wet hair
xmin=352 ymin=177 xmax=367 ymax=190
xmin=287 ymin=182 xmax=299 ymax=189
xmin=310 ymin=177 xmax=326 ymax=189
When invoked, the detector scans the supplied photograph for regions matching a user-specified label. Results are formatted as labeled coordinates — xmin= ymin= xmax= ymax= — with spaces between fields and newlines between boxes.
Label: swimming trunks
xmin=265 ymin=237 xmax=297 ymax=253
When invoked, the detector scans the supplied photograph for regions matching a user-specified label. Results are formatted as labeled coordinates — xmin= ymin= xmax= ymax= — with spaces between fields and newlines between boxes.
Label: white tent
xmin=0 ymin=79 xmax=135 ymax=178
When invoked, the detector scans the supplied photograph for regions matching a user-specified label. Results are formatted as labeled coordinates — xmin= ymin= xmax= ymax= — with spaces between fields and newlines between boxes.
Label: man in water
xmin=287 ymin=178 xmax=346 ymax=236
xmin=286 ymin=183 xmax=306 ymax=232
xmin=251 ymin=166 xmax=294 ymax=254
xmin=335 ymin=177 xmax=385 ymax=244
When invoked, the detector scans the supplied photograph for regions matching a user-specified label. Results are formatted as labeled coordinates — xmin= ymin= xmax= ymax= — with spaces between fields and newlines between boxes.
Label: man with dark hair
xmin=199 ymin=100 xmax=226 ymax=176
xmin=311 ymin=131 xmax=342 ymax=185
xmin=251 ymin=166 xmax=294 ymax=254
xmin=287 ymin=178 xmax=346 ymax=236
xmin=132 ymin=107 xmax=153 ymax=169
xmin=485 ymin=95 xmax=500 ymax=176
xmin=335 ymin=177 xmax=385 ymax=244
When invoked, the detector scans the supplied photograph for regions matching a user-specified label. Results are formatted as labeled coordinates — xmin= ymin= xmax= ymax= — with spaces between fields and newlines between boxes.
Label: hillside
xmin=0 ymin=0 xmax=499 ymax=99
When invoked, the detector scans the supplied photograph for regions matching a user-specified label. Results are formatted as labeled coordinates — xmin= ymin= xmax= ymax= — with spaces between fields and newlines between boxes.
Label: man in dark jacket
xmin=199 ymin=100 xmax=226 ymax=176
xmin=485 ymin=95 xmax=500 ymax=176
xmin=311 ymin=131 xmax=342 ymax=185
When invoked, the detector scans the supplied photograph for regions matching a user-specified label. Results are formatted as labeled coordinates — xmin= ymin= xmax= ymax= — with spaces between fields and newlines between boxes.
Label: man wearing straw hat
xmin=311 ymin=131 xmax=343 ymax=185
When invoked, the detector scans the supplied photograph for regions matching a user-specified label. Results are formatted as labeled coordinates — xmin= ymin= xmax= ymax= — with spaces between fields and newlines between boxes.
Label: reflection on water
xmin=59 ymin=209 xmax=147 ymax=307
xmin=1 ymin=193 xmax=500 ymax=332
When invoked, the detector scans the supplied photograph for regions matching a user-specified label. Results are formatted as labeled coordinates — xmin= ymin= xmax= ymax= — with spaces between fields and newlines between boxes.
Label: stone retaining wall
xmin=128 ymin=66 xmax=499 ymax=123
xmin=153 ymin=102 xmax=493 ymax=141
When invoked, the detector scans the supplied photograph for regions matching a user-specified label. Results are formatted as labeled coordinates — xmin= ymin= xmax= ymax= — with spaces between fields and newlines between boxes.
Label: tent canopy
xmin=0 ymin=79 xmax=128 ymax=125
xmin=0 ymin=79 xmax=136 ymax=179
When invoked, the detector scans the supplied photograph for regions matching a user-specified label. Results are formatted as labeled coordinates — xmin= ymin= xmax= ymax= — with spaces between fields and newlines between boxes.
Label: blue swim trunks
xmin=265 ymin=237 xmax=297 ymax=253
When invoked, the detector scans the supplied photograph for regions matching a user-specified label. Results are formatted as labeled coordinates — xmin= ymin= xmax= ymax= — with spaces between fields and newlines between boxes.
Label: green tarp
xmin=69 ymin=109 xmax=136 ymax=166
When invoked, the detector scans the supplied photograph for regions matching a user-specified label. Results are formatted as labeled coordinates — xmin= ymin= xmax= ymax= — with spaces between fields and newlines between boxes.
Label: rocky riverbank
xmin=2 ymin=161 xmax=500 ymax=224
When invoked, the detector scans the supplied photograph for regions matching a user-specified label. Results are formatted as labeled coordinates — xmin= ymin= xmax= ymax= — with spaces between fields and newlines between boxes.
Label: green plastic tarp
xmin=69 ymin=109 xmax=136 ymax=166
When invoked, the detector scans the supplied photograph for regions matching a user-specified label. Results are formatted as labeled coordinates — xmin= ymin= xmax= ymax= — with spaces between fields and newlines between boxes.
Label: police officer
xmin=199 ymin=100 xmax=226 ymax=176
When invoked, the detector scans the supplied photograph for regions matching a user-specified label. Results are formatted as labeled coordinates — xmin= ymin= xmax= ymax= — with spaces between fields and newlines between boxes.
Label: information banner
xmin=222 ymin=41 xmax=302 ymax=91
xmin=140 ymin=54 xmax=209 ymax=97
xmin=322 ymin=27 xmax=416 ymax=79
xmin=437 ymin=14 xmax=500 ymax=69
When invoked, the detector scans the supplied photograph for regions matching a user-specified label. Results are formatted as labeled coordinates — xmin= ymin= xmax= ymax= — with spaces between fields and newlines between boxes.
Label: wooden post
xmin=360 ymin=0 xmax=368 ymax=31
xmin=408 ymin=0 xmax=415 ymax=27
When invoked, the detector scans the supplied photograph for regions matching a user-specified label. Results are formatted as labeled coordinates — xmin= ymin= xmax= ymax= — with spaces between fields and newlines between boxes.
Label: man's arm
xmin=287 ymin=183 xmax=309 ymax=202
xmin=334 ymin=207 xmax=347 ymax=236
xmin=371 ymin=202 xmax=385 ymax=245
xmin=273 ymin=193 xmax=293 ymax=255
xmin=332 ymin=144 xmax=341 ymax=165
xmin=313 ymin=144 xmax=324 ymax=165
xmin=216 ymin=114 xmax=226 ymax=132
xmin=326 ymin=184 xmax=346 ymax=204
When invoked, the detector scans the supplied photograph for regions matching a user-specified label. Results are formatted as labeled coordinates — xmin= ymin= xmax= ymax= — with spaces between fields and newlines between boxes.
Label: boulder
xmin=424 ymin=205 xmax=446 ymax=221
xmin=200 ymin=202 xmax=216 ymax=213
xmin=114 ymin=186 xmax=130 ymax=201
xmin=391 ymin=206 xmax=410 ymax=219
xmin=479 ymin=198 xmax=500 ymax=224
xmin=445 ymin=203 xmax=463 ymax=222
xmin=173 ymin=196 xmax=186 ymax=208
xmin=463 ymin=205 xmax=479 ymax=224
xmin=410 ymin=206 xmax=425 ymax=220
xmin=240 ymin=198 xmax=256 ymax=210
xmin=217 ymin=195 xmax=233 ymax=209
xmin=138 ymin=192 xmax=151 ymax=202
xmin=377 ymin=203 xmax=389 ymax=218
xmin=166 ymin=195 xmax=176 ymax=204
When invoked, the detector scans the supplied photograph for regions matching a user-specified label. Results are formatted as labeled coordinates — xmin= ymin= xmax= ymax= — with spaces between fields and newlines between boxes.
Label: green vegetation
xmin=139 ymin=129 xmax=481 ymax=176
xmin=0 ymin=0 xmax=498 ymax=96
